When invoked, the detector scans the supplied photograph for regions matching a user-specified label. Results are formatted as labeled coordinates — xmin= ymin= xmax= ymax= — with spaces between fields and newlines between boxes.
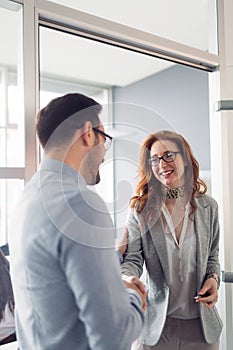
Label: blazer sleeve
xmin=121 ymin=209 xmax=144 ymax=278
xmin=205 ymin=199 xmax=221 ymax=283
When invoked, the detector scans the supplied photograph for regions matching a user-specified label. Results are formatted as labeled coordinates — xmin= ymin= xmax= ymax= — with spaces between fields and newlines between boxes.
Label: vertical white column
xmin=209 ymin=1 xmax=233 ymax=349
xmin=23 ymin=0 xmax=39 ymax=181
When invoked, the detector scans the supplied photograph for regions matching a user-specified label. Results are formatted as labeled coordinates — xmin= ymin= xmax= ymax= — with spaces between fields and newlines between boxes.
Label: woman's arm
xmin=121 ymin=210 xmax=145 ymax=278
xmin=196 ymin=201 xmax=221 ymax=309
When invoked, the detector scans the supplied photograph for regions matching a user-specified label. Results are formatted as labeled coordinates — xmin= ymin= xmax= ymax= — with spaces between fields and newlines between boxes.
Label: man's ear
xmin=81 ymin=121 xmax=94 ymax=147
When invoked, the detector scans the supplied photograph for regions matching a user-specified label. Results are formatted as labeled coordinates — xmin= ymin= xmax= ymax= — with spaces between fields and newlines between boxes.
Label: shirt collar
xmin=39 ymin=156 xmax=87 ymax=186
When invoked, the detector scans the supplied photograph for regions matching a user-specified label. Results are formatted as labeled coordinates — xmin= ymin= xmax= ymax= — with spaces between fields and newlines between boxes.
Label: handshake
xmin=122 ymin=274 xmax=147 ymax=312
xmin=117 ymin=228 xmax=147 ymax=312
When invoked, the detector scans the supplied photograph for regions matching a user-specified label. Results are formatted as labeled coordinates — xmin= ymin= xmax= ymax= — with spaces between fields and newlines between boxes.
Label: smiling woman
xmin=121 ymin=130 xmax=222 ymax=349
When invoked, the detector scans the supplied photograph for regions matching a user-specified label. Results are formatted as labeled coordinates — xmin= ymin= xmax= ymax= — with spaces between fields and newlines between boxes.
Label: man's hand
xmin=122 ymin=274 xmax=147 ymax=312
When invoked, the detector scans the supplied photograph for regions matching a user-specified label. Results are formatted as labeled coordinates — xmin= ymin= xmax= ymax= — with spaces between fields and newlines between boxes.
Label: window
xmin=0 ymin=2 xmax=24 ymax=245
xmin=39 ymin=25 xmax=114 ymax=218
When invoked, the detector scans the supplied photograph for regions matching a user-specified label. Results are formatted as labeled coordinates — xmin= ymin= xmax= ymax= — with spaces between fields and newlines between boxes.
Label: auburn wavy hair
xmin=130 ymin=130 xmax=207 ymax=220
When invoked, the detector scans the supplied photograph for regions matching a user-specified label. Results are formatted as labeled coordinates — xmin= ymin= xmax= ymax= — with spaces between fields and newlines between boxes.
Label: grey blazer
xmin=121 ymin=194 xmax=223 ymax=346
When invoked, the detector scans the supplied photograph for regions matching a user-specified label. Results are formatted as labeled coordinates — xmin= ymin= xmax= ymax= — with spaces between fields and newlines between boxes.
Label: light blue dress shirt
xmin=9 ymin=158 xmax=144 ymax=350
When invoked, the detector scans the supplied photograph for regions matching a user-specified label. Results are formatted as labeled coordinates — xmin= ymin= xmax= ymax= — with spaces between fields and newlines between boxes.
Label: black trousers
xmin=0 ymin=332 xmax=16 ymax=345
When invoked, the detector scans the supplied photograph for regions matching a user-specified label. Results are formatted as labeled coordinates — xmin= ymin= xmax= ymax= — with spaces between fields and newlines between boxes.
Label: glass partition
xmin=39 ymin=24 xmax=211 ymax=236
xmin=39 ymin=26 xmax=116 ymax=219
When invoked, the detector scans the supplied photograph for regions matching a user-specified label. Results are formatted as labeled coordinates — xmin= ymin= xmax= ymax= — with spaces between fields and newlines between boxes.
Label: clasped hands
xmin=117 ymin=229 xmax=147 ymax=312
xmin=122 ymin=274 xmax=147 ymax=312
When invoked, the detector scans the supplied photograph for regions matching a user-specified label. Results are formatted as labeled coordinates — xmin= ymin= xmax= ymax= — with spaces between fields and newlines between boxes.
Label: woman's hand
xmin=195 ymin=277 xmax=218 ymax=309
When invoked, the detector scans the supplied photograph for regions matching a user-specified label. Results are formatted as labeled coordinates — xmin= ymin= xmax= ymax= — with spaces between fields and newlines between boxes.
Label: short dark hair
xmin=36 ymin=93 xmax=102 ymax=149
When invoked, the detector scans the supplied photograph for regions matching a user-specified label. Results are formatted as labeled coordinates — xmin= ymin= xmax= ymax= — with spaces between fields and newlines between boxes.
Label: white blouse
xmin=162 ymin=203 xmax=199 ymax=319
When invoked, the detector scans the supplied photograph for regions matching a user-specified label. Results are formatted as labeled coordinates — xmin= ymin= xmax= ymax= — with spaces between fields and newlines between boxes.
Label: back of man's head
xmin=36 ymin=93 xmax=102 ymax=149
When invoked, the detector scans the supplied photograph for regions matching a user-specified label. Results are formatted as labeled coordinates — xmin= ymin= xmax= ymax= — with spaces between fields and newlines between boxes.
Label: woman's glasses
xmin=149 ymin=151 xmax=180 ymax=166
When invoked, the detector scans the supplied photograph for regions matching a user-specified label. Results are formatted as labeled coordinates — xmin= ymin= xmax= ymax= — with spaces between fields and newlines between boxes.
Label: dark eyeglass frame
xmin=92 ymin=127 xmax=113 ymax=151
xmin=149 ymin=151 xmax=181 ymax=166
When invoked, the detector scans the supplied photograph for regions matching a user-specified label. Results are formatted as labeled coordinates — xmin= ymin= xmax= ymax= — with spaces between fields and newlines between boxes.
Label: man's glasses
xmin=92 ymin=127 xmax=113 ymax=151
xmin=149 ymin=151 xmax=180 ymax=167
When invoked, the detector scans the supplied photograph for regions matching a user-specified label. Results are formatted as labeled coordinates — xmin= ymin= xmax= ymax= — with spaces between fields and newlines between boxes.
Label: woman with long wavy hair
xmin=0 ymin=247 xmax=16 ymax=345
xmin=121 ymin=130 xmax=222 ymax=350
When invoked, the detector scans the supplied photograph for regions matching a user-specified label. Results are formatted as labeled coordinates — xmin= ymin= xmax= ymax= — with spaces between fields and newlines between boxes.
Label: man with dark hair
xmin=9 ymin=93 xmax=145 ymax=350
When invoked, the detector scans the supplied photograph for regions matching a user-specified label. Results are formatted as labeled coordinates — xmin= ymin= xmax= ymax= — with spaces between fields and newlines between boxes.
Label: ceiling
xmin=49 ymin=0 xmax=213 ymax=51
xmin=39 ymin=26 xmax=174 ymax=88
xmin=0 ymin=0 xmax=216 ymax=87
